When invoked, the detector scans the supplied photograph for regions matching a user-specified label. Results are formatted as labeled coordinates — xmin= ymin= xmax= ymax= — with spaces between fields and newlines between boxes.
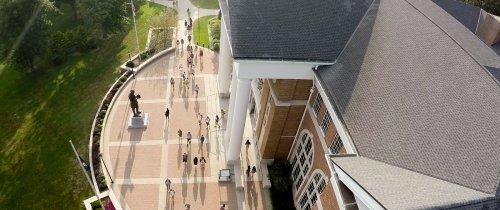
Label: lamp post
xmin=99 ymin=153 xmax=114 ymax=183
xmin=198 ymin=7 xmax=200 ymax=44
xmin=130 ymin=0 xmax=141 ymax=61
xmin=128 ymin=50 xmax=132 ymax=62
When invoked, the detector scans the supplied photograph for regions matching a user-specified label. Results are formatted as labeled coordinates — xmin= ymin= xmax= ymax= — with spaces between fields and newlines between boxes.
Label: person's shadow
xmin=193 ymin=168 xmax=198 ymax=201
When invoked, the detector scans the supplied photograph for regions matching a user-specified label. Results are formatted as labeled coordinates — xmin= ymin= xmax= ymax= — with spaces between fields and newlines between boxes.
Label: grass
xmin=0 ymin=2 xmax=174 ymax=209
xmin=189 ymin=0 xmax=220 ymax=9
xmin=193 ymin=16 xmax=215 ymax=48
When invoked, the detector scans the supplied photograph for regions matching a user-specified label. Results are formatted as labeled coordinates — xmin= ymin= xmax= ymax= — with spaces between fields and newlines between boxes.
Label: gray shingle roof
xmin=432 ymin=0 xmax=481 ymax=33
xmin=226 ymin=0 xmax=373 ymax=62
xmin=332 ymin=156 xmax=498 ymax=210
xmin=316 ymin=0 xmax=500 ymax=197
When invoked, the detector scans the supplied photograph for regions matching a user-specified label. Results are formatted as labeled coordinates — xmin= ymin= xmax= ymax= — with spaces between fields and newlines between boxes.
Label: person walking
xmin=198 ymin=113 xmax=203 ymax=126
xmin=194 ymin=84 xmax=199 ymax=97
xmin=165 ymin=108 xmax=170 ymax=120
xmin=245 ymin=139 xmax=251 ymax=149
xmin=188 ymin=34 xmax=192 ymax=43
xmin=178 ymin=129 xmax=183 ymax=142
xmin=176 ymin=40 xmax=179 ymax=48
xmin=181 ymin=39 xmax=184 ymax=47
xmin=246 ymin=165 xmax=251 ymax=177
xmin=205 ymin=116 xmax=210 ymax=130
xmin=215 ymin=115 xmax=220 ymax=128
xmin=185 ymin=204 xmax=191 ymax=210
xmin=182 ymin=153 xmax=188 ymax=164
xmin=252 ymin=166 xmax=257 ymax=174
xmin=169 ymin=189 xmax=176 ymax=199
xmin=170 ymin=77 xmax=175 ymax=89
xmin=165 ymin=178 xmax=171 ymax=190
xmin=193 ymin=156 xmax=198 ymax=166
xmin=200 ymin=134 xmax=205 ymax=145
xmin=220 ymin=204 xmax=226 ymax=210
xmin=200 ymin=157 xmax=206 ymax=169
xmin=187 ymin=132 xmax=192 ymax=147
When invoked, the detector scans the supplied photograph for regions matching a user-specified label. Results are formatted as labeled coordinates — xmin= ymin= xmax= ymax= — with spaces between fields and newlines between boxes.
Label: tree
xmin=463 ymin=0 xmax=500 ymax=16
xmin=0 ymin=0 xmax=56 ymax=71
xmin=79 ymin=0 xmax=129 ymax=38
xmin=54 ymin=0 xmax=80 ymax=20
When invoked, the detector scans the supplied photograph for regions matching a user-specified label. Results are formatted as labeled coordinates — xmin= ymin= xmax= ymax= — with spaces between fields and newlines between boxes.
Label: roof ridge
xmin=405 ymin=0 xmax=500 ymax=89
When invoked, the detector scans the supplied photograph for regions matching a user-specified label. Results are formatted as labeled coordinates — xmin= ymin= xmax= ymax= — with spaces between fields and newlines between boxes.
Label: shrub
xmin=49 ymin=31 xmax=71 ymax=65
xmin=211 ymin=40 xmax=220 ymax=52
xmin=269 ymin=161 xmax=293 ymax=192
xmin=125 ymin=61 xmax=134 ymax=68
xmin=71 ymin=26 xmax=99 ymax=52
xmin=91 ymin=201 xmax=102 ymax=210
xmin=140 ymin=52 xmax=148 ymax=60
xmin=268 ymin=160 xmax=296 ymax=210
xmin=208 ymin=19 xmax=221 ymax=40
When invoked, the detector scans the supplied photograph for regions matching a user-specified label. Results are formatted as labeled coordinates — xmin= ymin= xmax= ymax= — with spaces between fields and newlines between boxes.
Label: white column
xmin=224 ymin=74 xmax=238 ymax=151
xmin=218 ymin=19 xmax=232 ymax=95
xmin=226 ymin=78 xmax=252 ymax=163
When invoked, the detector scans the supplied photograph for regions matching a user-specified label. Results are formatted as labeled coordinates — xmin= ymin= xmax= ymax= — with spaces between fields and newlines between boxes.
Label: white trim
xmin=287 ymin=85 xmax=315 ymax=160
xmin=221 ymin=18 xmax=234 ymax=56
xmin=333 ymin=164 xmax=385 ymax=210
xmin=314 ymin=75 xmax=357 ymax=154
xmin=235 ymin=60 xmax=319 ymax=80
xmin=330 ymin=174 xmax=347 ymax=210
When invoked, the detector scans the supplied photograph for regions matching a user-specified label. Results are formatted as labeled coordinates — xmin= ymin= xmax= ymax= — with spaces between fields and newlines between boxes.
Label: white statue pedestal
xmin=128 ymin=112 xmax=149 ymax=128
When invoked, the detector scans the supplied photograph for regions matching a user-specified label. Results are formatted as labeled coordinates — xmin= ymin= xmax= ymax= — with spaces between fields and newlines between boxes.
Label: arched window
xmin=291 ymin=131 xmax=314 ymax=191
xmin=298 ymin=172 xmax=328 ymax=210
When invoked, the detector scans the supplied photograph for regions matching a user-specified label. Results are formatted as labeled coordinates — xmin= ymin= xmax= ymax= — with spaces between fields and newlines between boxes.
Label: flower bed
xmin=89 ymin=70 xmax=134 ymax=193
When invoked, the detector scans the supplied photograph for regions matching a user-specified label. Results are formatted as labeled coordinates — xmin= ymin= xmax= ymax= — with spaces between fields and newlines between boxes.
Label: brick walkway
xmin=101 ymin=1 xmax=271 ymax=209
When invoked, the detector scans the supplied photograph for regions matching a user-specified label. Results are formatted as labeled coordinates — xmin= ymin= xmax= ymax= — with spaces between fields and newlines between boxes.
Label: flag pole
xmin=131 ymin=0 xmax=141 ymax=61
xmin=69 ymin=140 xmax=105 ymax=208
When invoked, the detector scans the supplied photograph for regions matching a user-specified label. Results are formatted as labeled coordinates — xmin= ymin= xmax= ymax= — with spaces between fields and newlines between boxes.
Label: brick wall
xmin=290 ymin=111 xmax=341 ymax=210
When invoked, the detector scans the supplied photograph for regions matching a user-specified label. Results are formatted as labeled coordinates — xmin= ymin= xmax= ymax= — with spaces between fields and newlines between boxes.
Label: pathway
xmin=100 ymin=1 xmax=270 ymax=209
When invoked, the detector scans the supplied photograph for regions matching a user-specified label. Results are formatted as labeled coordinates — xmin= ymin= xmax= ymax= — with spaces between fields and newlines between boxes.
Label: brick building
xmin=218 ymin=0 xmax=500 ymax=209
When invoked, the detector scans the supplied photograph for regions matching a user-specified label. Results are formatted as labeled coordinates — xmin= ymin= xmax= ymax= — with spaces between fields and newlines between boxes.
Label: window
xmin=297 ymin=172 xmax=328 ymax=210
xmin=295 ymin=175 xmax=304 ymax=190
xmin=317 ymin=179 xmax=327 ymax=194
xmin=320 ymin=111 xmax=332 ymax=134
xmin=263 ymin=102 xmax=271 ymax=127
xmin=299 ymin=194 xmax=309 ymax=209
xmin=312 ymin=95 xmax=323 ymax=115
xmin=329 ymin=133 xmax=344 ymax=154
xmin=290 ymin=132 xmax=314 ymax=191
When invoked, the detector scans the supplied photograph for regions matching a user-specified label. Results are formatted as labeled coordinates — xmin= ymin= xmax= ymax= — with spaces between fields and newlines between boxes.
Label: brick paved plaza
xmin=100 ymin=1 xmax=270 ymax=209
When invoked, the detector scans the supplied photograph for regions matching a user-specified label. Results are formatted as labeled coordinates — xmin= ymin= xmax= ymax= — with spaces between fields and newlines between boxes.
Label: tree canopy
xmin=463 ymin=0 xmax=500 ymax=16
xmin=0 ymin=0 xmax=56 ymax=70
xmin=79 ymin=0 xmax=130 ymax=37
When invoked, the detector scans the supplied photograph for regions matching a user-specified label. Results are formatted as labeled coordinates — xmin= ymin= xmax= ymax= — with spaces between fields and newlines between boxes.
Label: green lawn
xmin=193 ymin=16 xmax=215 ymax=48
xmin=0 ymin=3 xmax=174 ymax=209
xmin=189 ymin=0 xmax=220 ymax=9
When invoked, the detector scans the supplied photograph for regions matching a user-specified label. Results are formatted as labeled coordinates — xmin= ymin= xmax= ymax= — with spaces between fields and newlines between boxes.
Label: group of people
xmin=161 ymin=8 xmax=232 ymax=210
xmin=197 ymin=113 xmax=221 ymax=130
xmin=246 ymin=165 xmax=258 ymax=177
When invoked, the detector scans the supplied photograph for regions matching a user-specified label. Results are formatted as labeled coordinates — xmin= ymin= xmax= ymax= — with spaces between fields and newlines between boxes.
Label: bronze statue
xmin=129 ymin=90 xmax=141 ymax=117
